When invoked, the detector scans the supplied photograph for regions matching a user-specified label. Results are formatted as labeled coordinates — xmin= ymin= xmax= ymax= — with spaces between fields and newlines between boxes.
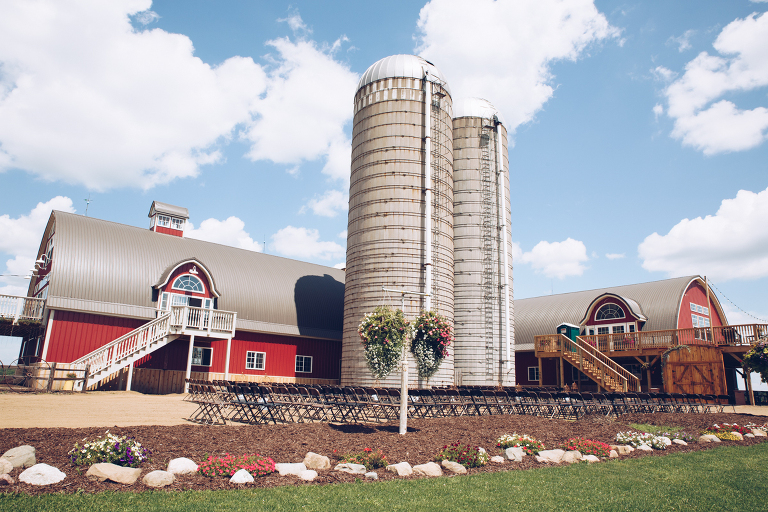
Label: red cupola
xmin=148 ymin=201 xmax=188 ymax=237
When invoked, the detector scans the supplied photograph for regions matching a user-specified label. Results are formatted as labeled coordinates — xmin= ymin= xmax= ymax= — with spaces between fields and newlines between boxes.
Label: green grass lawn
xmin=3 ymin=442 xmax=767 ymax=512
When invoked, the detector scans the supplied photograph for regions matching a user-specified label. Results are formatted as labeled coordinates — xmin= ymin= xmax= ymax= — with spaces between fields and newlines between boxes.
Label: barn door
xmin=663 ymin=346 xmax=725 ymax=396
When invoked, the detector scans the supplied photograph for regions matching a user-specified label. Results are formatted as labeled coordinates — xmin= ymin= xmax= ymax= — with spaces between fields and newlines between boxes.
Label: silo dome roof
xmin=357 ymin=54 xmax=451 ymax=96
xmin=453 ymin=97 xmax=506 ymax=126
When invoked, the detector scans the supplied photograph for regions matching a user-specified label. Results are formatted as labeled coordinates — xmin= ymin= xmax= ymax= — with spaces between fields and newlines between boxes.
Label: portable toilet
xmin=557 ymin=323 xmax=580 ymax=341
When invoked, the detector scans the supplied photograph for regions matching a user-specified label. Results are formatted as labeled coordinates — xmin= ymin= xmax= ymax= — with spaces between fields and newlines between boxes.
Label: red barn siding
xmin=153 ymin=226 xmax=183 ymax=237
xmin=585 ymin=297 xmax=642 ymax=326
xmin=678 ymin=282 xmax=724 ymax=329
xmin=46 ymin=311 xmax=144 ymax=363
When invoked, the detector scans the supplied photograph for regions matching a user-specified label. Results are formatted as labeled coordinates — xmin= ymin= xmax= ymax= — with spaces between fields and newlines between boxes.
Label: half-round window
xmin=595 ymin=303 xmax=625 ymax=321
xmin=172 ymin=274 xmax=204 ymax=293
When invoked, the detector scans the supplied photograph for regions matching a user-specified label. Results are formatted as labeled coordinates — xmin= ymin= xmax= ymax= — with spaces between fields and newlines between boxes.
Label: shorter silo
xmin=452 ymin=98 xmax=515 ymax=386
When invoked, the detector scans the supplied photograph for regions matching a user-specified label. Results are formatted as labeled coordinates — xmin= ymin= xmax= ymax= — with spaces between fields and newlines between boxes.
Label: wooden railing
xmin=577 ymin=323 xmax=768 ymax=354
xmin=0 ymin=294 xmax=45 ymax=323
xmin=534 ymin=333 xmax=640 ymax=392
xmin=169 ymin=306 xmax=236 ymax=336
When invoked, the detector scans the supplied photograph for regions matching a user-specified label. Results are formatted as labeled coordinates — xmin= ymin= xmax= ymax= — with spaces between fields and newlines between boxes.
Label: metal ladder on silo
xmin=430 ymin=83 xmax=449 ymax=311
xmin=480 ymin=124 xmax=496 ymax=375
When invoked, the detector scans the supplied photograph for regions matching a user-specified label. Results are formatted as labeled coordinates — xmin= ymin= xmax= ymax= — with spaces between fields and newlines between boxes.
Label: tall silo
xmin=342 ymin=55 xmax=454 ymax=387
xmin=452 ymin=98 xmax=515 ymax=386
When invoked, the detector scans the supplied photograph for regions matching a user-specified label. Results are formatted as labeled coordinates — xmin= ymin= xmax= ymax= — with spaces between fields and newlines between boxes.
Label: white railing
xmin=169 ymin=305 xmax=236 ymax=336
xmin=0 ymin=294 xmax=45 ymax=323
xmin=73 ymin=313 xmax=171 ymax=375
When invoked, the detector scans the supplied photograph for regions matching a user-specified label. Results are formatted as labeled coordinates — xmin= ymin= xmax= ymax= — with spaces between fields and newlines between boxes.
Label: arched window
xmin=172 ymin=274 xmax=204 ymax=293
xmin=595 ymin=303 xmax=625 ymax=321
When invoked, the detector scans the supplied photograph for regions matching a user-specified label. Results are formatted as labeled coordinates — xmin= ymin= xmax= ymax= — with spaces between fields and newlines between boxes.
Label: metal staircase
xmin=556 ymin=334 xmax=639 ymax=392
xmin=72 ymin=313 xmax=178 ymax=389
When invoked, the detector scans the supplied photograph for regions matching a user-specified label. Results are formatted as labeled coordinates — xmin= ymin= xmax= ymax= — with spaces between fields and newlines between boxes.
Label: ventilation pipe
xmin=424 ymin=72 xmax=433 ymax=311
xmin=495 ymin=117 xmax=512 ymax=370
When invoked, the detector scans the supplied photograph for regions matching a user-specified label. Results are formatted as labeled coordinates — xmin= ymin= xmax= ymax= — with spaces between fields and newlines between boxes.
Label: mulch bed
xmin=2 ymin=412 xmax=767 ymax=495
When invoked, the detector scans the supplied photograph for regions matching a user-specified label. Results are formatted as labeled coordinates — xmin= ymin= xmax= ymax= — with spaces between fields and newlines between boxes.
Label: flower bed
xmin=616 ymin=431 xmax=667 ymax=450
xmin=338 ymin=448 xmax=387 ymax=470
xmin=198 ymin=453 xmax=275 ymax=478
xmin=558 ymin=438 xmax=611 ymax=457
xmin=435 ymin=441 xmax=488 ymax=468
xmin=496 ymin=433 xmax=545 ymax=455
xmin=68 ymin=431 xmax=150 ymax=467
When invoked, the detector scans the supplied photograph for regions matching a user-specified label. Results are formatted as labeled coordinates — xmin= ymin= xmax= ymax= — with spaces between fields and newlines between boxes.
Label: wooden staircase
xmin=72 ymin=313 xmax=179 ymax=389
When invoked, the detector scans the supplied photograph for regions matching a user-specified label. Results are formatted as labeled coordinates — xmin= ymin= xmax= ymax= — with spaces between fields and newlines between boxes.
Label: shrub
xmin=358 ymin=306 xmax=411 ymax=380
xmin=198 ymin=453 xmax=275 ymax=478
xmin=616 ymin=431 xmax=667 ymax=450
xmin=68 ymin=431 xmax=150 ymax=467
xmin=339 ymin=448 xmax=387 ymax=470
xmin=496 ymin=434 xmax=545 ymax=456
xmin=558 ymin=438 xmax=611 ymax=457
xmin=411 ymin=310 xmax=453 ymax=380
xmin=436 ymin=441 xmax=488 ymax=468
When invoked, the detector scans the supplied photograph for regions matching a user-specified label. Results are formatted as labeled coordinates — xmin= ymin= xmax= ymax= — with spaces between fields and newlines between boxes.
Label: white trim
xmin=155 ymin=259 xmax=220 ymax=298
xmin=171 ymin=274 xmax=205 ymax=294
xmin=595 ymin=302 xmax=626 ymax=321
xmin=527 ymin=366 xmax=539 ymax=382
xmin=40 ymin=309 xmax=54 ymax=361
xmin=246 ymin=350 xmax=266 ymax=370
xmin=295 ymin=354 xmax=313 ymax=373
xmin=191 ymin=346 xmax=213 ymax=367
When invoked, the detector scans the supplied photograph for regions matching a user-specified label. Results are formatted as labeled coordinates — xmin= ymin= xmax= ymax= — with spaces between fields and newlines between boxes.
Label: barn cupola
xmin=148 ymin=201 xmax=189 ymax=237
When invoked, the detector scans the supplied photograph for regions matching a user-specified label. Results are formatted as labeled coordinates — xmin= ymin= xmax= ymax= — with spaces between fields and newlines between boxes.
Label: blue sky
xmin=1 ymin=0 xmax=767 ymax=334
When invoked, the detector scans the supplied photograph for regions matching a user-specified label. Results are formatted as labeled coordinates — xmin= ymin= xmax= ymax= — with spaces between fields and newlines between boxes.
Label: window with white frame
xmin=246 ymin=351 xmax=265 ymax=370
xmin=690 ymin=302 xmax=710 ymax=316
xmin=295 ymin=355 xmax=313 ymax=373
xmin=171 ymin=217 xmax=185 ymax=230
xmin=692 ymin=314 xmax=710 ymax=328
xmin=528 ymin=366 xmax=539 ymax=382
xmin=172 ymin=274 xmax=204 ymax=293
xmin=156 ymin=215 xmax=171 ymax=228
xmin=192 ymin=346 xmax=212 ymax=366
xmin=595 ymin=303 xmax=625 ymax=321
xmin=597 ymin=326 xmax=610 ymax=335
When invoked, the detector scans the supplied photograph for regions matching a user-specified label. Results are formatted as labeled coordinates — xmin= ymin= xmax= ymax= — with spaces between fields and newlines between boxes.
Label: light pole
xmin=382 ymin=287 xmax=429 ymax=435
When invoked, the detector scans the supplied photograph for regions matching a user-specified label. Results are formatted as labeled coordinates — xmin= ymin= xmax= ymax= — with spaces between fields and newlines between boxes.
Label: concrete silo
xmin=452 ymin=98 xmax=515 ymax=386
xmin=342 ymin=55 xmax=454 ymax=387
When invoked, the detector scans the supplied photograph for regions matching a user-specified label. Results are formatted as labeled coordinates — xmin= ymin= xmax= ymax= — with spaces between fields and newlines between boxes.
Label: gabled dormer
xmin=148 ymin=201 xmax=189 ymax=238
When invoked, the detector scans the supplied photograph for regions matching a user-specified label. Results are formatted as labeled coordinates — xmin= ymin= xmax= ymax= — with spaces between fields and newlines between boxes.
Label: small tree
xmin=358 ymin=306 xmax=411 ymax=380
xmin=411 ymin=310 xmax=452 ymax=380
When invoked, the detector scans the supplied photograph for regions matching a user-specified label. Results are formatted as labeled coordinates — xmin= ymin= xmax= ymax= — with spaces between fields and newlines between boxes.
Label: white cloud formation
xmin=333 ymin=262 xmax=345 ymax=269
xmin=638 ymin=187 xmax=768 ymax=281
xmin=301 ymin=189 xmax=348 ymax=217
xmin=185 ymin=217 xmax=262 ymax=252
xmin=0 ymin=3 xmax=356 ymax=190
xmin=662 ymin=12 xmax=768 ymax=155
xmin=518 ymin=238 xmax=589 ymax=279
xmin=0 ymin=196 xmax=75 ymax=295
xmin=651 ymin=66 xmax=677 ymax=82
xmin=271 ymin=226 xmax=345 ymax=261
xmin=667 ymin=29 xmax=695 ymax=52
xmin=605 ymin=253 xmax=625 ymax=260
xmin=653 ymin=104 xmax=664 ymax=120
xmin=415 ymin=0 xmax=619 ymax=133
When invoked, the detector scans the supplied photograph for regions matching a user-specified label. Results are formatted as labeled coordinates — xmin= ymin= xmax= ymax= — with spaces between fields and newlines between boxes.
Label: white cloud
xmin=651 ymin=66 xmax=676 ymax=82
xmin=185 ymin=217 xmax=262 ymax=252
xmin=0 ymin=2 xmax=356 ymax=190
xmin=653 ymin=103 xmax=664 ymax=120
xmin=667 ymin=29 xmax=695 ymax=52
xmin=302 ymin=189 xmax=348 ymax=217
xmin=518 ymin=238 xmax=589 ymax=279
xmin=271 ymin=226 xmax=345 ymax=261
xmin=415 ymin=0 xmax=619 ymax=133
xmin=243 ymin=36 xmax=357 ymax=182
xmin=662 ymin=12 xmax=768 ymax=155
xmin=605 ymin=253 xmax=625 ymax=260
xmin=338 ymin=230 xmax=347 ymax=239
xmin=0 ymin=196 xmax=75 ymax=295
xmin=333 ymin=262 xmax=345 ymax=269
xmin=278 ymin=13 xmax=311 ymax=35
xmin=638 ymin=187 xmax=768 ymax=281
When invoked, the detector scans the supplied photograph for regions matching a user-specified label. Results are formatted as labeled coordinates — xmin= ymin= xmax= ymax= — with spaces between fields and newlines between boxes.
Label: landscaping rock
xmin=659 ymin=437 xmax=672 ymax=446
xmin=583 ymin=455 xmax=600 ymax=463
xmin=386 ymin=462 xmax=413 ymax=477
xmin=230 ymin=469 xmax=254 ymax=484
xmin=535 ymin=449 xmax=565 ymax=464
xmin=86 ymin=463 xmax=142 ymax=485
xmin=731 ymin=432 xmax=744 ymax=440
xmin=562 ymin=450 xmax=582 ymax=464
xmin=745 ymin=433 xmax=755 ymax=438
xmin=299 ymin=470 xmax=318 ymax=481
xmin=442 ymin=460 xmax=467 ymax=474
xmin=636 ymin=444 xmax=653 ymax=452
xmin=751 ymin=429 xmax=766 ymax=437
xmin=0 ymin=458 xmax=12 ymax=475
xmin=365 ymin=471 xmax=378 ymax=480
xmin=504 ymin=447 xmax=525 ymax=462
xmin=413 ymin=462 xmax=442 ymax=477
xmin=276 ymin=463 xmax=308 ymax=476
xmin=303 ymin=452 xmax=331 ymax=470
xmin=142 ymin=470 xmax=175 ymax=488
xmin=0 ymin=474 xmax=14 ymax=486
xmin=167 ymin=457 xmax=198 ymax=475
xmin=333 ymin=463 xmax=367 ymax=475
xmin=609 ymin=450 xmax=619 ymax=458
xmin=610 ymin=445 xmax=633 ymax=455
xmin=1 ymin=445 xmax=36 ymax=468
xmin=672 ymin=439 xmax=688 ymax=446
xmin=489 ymin=456 xmax=505 ymax=464
xmin=698 ymin=434 xmax=721 ymax=444
xmin=19 ymin=463 xmax=65 ymax=485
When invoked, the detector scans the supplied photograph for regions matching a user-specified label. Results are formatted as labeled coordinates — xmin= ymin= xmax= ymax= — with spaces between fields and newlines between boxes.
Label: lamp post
xmin=382 ymin=287 xmax=429 ymax=435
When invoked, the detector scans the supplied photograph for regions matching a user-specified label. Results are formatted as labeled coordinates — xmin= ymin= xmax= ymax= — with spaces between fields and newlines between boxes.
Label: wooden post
xmin=81 ymin=365 xmax=90 ymax=393
xmin=746 ymin=368 xmax=755 ymax=406
xmin=645 ymin=356 xmax=652 ymax=392
xmin=559 ymin=357 xmax=565 ymax=390
xmin=538 ymin=357 xmax=543 ymax=387
xmin=46 ymin=362 xmax=57 ymax=391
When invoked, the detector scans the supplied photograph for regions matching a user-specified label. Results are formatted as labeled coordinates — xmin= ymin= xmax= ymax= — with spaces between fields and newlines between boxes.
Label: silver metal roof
xmin=40 ymin=212 xmax=345 ymax=340
xmin=357 ymin=54 xmax=451 ymax=96
xmin=453 ymin=97 xmax=506 ymax=125
xmin=513 ymin=276 xmax=727 ymax=350
xmin=148 ymin=201 xmax=189 ymax=219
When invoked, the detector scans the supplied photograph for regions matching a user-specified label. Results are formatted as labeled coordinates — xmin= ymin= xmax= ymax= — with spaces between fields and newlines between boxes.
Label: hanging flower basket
xmin=411 ymin=310 xmax=453 ymax=380
xmin=358 ymin=306 xmax=410 ymax=380
xmin=743 ymin=339 xmax=768 ymax=384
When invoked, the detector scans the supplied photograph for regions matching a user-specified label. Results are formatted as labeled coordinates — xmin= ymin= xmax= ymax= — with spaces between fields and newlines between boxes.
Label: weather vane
xmin=84 ymin=194 xmax=93 ymax=216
